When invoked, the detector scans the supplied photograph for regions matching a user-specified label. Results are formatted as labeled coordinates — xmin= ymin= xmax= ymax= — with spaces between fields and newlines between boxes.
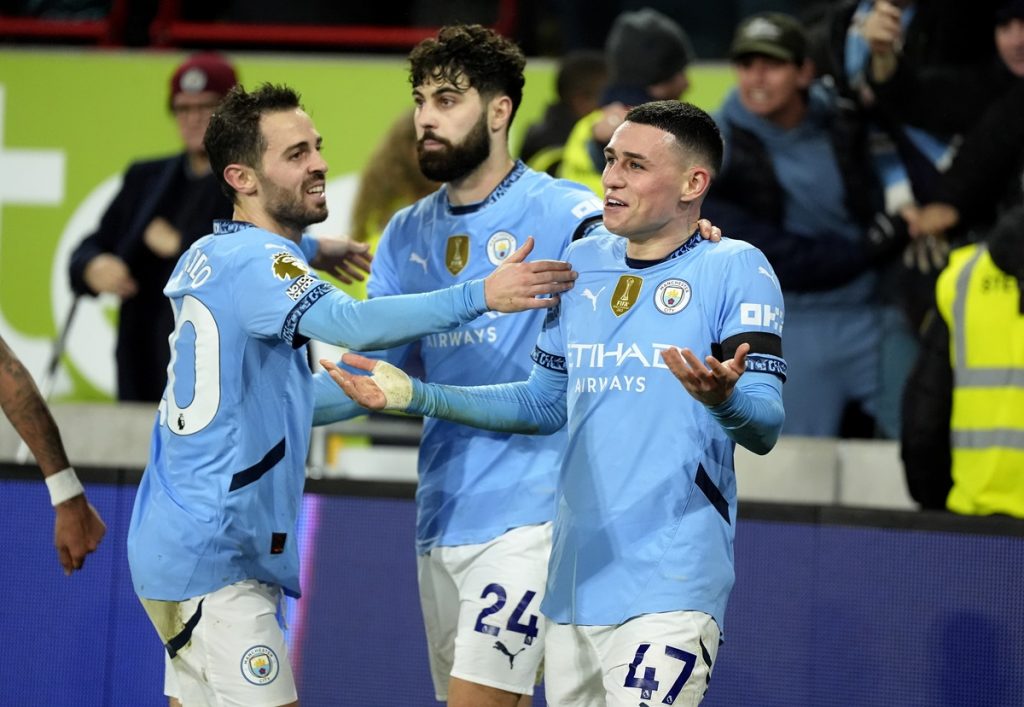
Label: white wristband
xmin=46 ymin=467 xmax=85 ymax=507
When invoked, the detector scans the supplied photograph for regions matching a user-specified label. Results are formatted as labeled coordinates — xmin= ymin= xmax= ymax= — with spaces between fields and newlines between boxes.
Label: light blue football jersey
xmin=535 ymin=232 xmax=786 ymax=629
xmin=368 ymin=161 xmax=603 ymax=554
xmin=127 ymin=221 xmax=490 ymax=601
xmin=128 ymin=222 xmax=332 ymax=601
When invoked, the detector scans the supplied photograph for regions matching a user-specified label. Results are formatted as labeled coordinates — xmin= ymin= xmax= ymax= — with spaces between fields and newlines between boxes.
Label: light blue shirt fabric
xmin=128 ymin=221 xmax=490 ymax=601
xmin=405 ymin=232 xmax=786 ymax=631
xmin=367 ymin=161 xmax=604 ymax=554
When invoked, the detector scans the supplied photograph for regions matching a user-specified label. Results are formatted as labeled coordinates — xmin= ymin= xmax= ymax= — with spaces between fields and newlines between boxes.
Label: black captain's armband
xmin=714 ymin=332 xmax=782 ymax=360
xmin=714 ymin=332 xmax=786 ymax=382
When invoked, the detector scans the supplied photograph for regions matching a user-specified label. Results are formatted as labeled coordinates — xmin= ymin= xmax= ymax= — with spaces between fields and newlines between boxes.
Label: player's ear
xmin=489 ymin=95 xmax=513 ymax=134
xmin=679 ymin=165 xmax=711 ymax=204
xmin=223 ymin=163 xmax=257 ymax=197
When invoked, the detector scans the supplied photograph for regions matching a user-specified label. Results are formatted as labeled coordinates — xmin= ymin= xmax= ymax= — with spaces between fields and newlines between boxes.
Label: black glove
xmin=864 ymin=211 xmax=911 ymax=262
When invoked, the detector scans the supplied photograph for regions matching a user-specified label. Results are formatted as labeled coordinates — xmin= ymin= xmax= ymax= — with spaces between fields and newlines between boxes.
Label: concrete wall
xmin=0 ymin=402 xmax=918 ymax=510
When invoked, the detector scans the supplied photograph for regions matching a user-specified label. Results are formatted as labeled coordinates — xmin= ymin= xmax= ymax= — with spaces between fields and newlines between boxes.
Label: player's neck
xmin=445 ymin=148 xmax=515 ymax=207
xmin=624 ymin=220 xmax=700 ymax=260
xmin=231 ymin=203 xmax=302 ymax=244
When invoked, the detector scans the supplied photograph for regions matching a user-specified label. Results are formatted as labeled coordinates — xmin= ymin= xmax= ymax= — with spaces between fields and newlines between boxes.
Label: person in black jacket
xmin=68 ymin=53 xmax=237 ymax=402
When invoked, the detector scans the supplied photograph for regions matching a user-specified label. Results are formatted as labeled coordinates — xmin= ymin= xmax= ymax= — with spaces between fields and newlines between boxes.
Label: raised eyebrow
xmin=413 ymin=85 xmax=467 ymax=100
xmin=621 ymin=150 xmax=648 ymax=161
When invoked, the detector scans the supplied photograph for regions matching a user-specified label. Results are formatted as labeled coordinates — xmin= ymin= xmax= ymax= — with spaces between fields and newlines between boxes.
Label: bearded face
xmin=258 ymin=168 xmax=329 ymax=232
xmin=416 ymin=110 xmax=491 ymax=183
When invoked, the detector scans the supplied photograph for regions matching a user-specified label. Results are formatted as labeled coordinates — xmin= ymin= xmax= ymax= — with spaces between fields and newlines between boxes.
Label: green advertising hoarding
xmin=0 ymin=48 xmax=732 ymax=400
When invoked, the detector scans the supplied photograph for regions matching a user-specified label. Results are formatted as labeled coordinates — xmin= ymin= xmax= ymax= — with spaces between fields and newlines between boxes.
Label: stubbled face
xmin=256 ymin=109 xmax=329 ymax=231
xmin=996 ymin=18 xmax=1024 ymax=77
xmin=173 ymin=90 xmax=221 ymax=155
xmin=601 ymin=121 xmax=688 ymax=244
xmin=733 ymin=55 xmax=810 ymax=124
xmin=413 ymin=77 xmax=491 ymax=183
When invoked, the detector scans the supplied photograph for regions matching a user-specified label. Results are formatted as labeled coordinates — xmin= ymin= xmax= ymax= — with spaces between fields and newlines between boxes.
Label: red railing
xmin=0 ymin=0 xmax=129 ymax=45
xmin=0 ymin=0 xmax=518 ymax=49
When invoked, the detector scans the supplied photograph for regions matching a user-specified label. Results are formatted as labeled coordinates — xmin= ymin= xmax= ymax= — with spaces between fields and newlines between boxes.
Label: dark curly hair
xmin=408 ymin=24 xmax=526 ymax=126
xmin=624 ymin=100 xmax=724 ymax=176
xmin=204 ymin=83 xmax=303 ymax=201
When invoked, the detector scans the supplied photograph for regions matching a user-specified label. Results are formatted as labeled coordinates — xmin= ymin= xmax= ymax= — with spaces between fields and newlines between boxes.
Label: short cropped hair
xmin=204 ymin=83 xmax=302 ymax=201
xmin=409 ymin=24 xmax=526 ymax=125
xmin=624 ymin=100 xmax=723 ymax=176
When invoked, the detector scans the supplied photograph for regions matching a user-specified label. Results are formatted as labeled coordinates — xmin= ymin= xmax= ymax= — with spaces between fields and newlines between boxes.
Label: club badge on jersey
xmin=654 ymin=278 xmax=692 ymax=315
xmin=611 ymin=275 xmax=643 ymax=317
xmin=446 ymin=235 xmax=470 ymax=276
xmin=487 ymin=231 xmax=517 ymax=265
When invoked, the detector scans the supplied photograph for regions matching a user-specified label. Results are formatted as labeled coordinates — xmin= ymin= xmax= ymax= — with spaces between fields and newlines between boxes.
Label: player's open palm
xmin=664 ymin=343 xmax=749 ymax=407
xmin=320 ymin=354 xmax=412 ymax=411
xmin=484 ymin=236 xmax=578 ymax=312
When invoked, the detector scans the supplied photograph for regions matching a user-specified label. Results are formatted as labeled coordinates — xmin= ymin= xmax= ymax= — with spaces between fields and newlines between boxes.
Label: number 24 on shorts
xmin=473 ymin=583 xmax=539 ymax=645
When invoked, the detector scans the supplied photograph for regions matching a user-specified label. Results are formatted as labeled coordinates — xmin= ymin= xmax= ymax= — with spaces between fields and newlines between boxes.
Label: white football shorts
xmin=544 ymin=610 xmax=721 ymax=707
xmin=140 ymin=579 xmax=297 ymax=707
xmin=418 ymin=521 xmax=552 ymax=700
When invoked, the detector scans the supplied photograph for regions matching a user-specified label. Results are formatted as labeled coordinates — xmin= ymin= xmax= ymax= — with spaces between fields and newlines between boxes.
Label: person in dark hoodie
xmin=702 ymin=12 xmax=904 ymax=438
xmin=557 ymin=7 xmax=694 ymax=195
xmin=901 ymin=205 xmax=1024 ymax=517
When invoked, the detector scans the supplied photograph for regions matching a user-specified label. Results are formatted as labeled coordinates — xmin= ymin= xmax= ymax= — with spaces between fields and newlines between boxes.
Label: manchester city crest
xmin=654 ymin=278 xmax=691 ymax=314
xmin=486 ymin=231 xmax=517 ymax=265
xmin=241 ymin=645 xmax=280 ymax=685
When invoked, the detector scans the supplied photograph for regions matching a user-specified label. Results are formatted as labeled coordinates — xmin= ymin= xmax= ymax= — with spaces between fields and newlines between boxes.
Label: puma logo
xmin=582 ymin=287 xmax=605 ymax=311
xmin=493 ymin=641 xmax=526 ymax=669
xmin=758 ymin=266 xmax=779 ymax=290
xmin=409 ymin=252 xmax=429 ymax=272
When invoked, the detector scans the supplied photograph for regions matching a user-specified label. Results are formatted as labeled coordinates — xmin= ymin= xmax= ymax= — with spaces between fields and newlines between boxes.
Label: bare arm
xmin=0 ymin=336 xmax=106 ymax=574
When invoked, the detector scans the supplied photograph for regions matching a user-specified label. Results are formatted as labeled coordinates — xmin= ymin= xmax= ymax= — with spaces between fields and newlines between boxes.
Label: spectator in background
xmin=821 ymin=0 xmax=1002 ymax=208
xmin=903 ymin=1 xmax=1024 ymax=244
xmin=901 ymin=205 xmax=1024 ymax=516
xmin=702 ymin=12 xmax=895 ymax=438
xmin=0 ymin=335 xmax=105 ymax=574
xmin=519 ymin=49 xmax=607 ymax=176
xmin=68 ymin=52 xmax=237 ymax=402
xmin=558 ymin=7 xmax=694 ymax=194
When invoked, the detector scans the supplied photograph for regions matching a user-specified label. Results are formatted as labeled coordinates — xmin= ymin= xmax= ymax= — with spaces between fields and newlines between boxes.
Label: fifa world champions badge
xmin=611 ymin=275 xmax=643 ymax=317
xmin=446 ymin=235 xmax=470 ymax=276
xmin=241 ymin=645 xmax=280 ymax=685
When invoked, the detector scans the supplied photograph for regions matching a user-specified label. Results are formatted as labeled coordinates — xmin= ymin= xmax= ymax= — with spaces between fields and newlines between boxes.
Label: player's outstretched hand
xmin=310 ymin=237 xmax=374 ymax=284
xmin=321 ymin=355 xmax=412 ymax=411
xmin=484 ymin=236 xmax=577 ymax=312
xmin=664 ymin=343 xmax=749 ymax=407
xmin=54 ymin=495 xmax=106 ymax=576
xmin=695 ymin=218 xmax=722 ymax=242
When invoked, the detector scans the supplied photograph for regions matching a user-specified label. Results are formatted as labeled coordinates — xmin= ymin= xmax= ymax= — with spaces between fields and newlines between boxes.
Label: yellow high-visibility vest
xmin=556 ymin=110 xmax=604 ymax=197
xmin=935 ymin=242 xmax=1024 ymax=517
